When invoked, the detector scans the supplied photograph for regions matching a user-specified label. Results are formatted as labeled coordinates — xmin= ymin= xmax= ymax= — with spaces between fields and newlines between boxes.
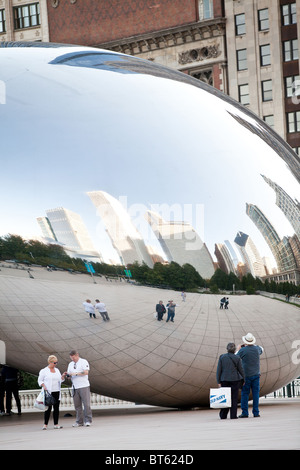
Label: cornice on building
xmin=94 ymin=17 xmax=226 ymax=55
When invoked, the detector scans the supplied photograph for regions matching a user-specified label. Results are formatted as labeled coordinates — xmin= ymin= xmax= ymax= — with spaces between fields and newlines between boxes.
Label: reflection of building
xmin=88 ymin=191 xmax=153 ymax=268
xmin=146 ymin=210 xmax=215 ymax=279
xmin=37 ymin=216 xmax=57 ymax=241
xmin=234 ymin=231 xmax=266 ymax=277
xmin=214 ymin=243 xmax=237 ymax=275
xmin=38 ymin=207 xmax=102 ymax=262
xmin=246 ymin=203 xmax=297 ymax=272
xmin=261 ymin=175 xmax=300 ymax=239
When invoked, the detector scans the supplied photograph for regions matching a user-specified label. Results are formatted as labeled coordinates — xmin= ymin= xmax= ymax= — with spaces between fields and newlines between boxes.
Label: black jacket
xmin=216 ymin=353 xmax=245 ymax=383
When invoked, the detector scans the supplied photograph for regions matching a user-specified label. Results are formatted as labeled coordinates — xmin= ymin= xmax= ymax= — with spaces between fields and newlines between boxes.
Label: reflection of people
xmin=166 ymin=301 xmax=177 ymax=323
xmin=224 ymin=298 xmax=229 ymax=309
xmin=216 ymin=343 xmax=244 ymax=419
xmin=64 ymin=350 xmax=92 ymax=427
xmin=1 ymin=365 xmax=22 ymax=416
xmin=220 ymin=297 xmax=226 ymax=309
xmin=181 ymin=291 xmax=186 ymax=302
xmin=94 ymin=299 xmax=110 ymax=321
xmin=83 ymin=299 xmax=96 ymax=319
xmin=156 ymin=301 xmax=166 ymax=321
xmin=236 ymin=333 xmax=264 ymax=418
xmin=38 ymin=355 xmax=64 ymax=430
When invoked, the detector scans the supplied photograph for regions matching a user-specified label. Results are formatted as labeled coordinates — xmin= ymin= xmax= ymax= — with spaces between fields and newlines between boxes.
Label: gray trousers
xmin=73 ymin=386 xmax=92 ymax=424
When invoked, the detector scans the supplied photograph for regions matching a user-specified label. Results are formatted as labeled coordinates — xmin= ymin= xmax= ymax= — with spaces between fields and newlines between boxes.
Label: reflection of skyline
xmin=32 ymin=174 xmax=299 ymax=281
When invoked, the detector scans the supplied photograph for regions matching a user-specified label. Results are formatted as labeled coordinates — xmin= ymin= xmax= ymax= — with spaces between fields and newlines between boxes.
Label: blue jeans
xmin=241 ymin=375 xmax=260 ymax=416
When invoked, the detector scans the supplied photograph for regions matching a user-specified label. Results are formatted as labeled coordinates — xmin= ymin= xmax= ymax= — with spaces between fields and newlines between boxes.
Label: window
xmin=262 ymin=80 xmax=272 ymax=101
xmin=237 ymin=49 xmax=247 ymax=71
xmin=238 ymin=84 xmax=249 ymax=105
xmin=263 ymin=115 xmax=274 ymax=128
xmin=283 ymin=39 xmax=298 ymax=61
xmin=235 ymin=13 xmax=245 ymax=36
xmin=0 ymin=9 xmax=5 ymax=33
xmin=260 ymin=44 xmax=271 ymax=66
xmin=13 ymin=3 xmax=40 ymax=30
xmin=198 ymin=0 xmax=213 ymax=20
xmin=282 ymin=3 xmax=297 ymax=26
xmin=258 ymin=9 xmax=269 ymax=31
xmin=285 ymin=75 xmax=300 ymax=98
xmin=287 ymin=111 xmax=300 ymax=133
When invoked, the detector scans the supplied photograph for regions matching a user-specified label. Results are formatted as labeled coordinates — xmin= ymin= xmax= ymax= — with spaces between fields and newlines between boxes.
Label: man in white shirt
xmin=63 ymin=350 xmax=92 ymax=427
xmin=94 ymin=299 xmax=110 ymax=321
xmin=83 ymin=299 xmax=96 ymax=319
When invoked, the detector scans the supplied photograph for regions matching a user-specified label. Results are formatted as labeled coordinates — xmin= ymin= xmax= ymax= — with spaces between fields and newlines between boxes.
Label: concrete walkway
xmin=0 ymin=399 xmax=299 ymax=450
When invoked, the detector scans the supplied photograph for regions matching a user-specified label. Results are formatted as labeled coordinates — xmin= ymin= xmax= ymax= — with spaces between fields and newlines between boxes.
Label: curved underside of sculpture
xmin=0 ymin=266 xmax=299 ymax=407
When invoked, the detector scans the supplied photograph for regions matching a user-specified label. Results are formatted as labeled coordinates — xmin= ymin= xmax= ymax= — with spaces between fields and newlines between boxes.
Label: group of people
xmin=0 ymin=365 xmax=22 ymax=416
xmin=220 ymin=297 xmax=229 ymax=309
xmin=216 ymin=332 xmax=264 ymax=419
xmin=37 ymin=350 xmax=92 ymax=429
xmin=155 ymin=300 xmax=178 ymax=322
xmin=83 ymin=299 xmax=110 ymax=321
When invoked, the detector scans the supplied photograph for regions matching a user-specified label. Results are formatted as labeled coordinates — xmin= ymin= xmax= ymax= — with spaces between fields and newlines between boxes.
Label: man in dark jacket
xmin=236 ymin=332 xmax=264 ymax=418
xmin=216 ymin=342 xmax=245 ymax=419
xmin=155 ymin=301 xmax=166 ymax=321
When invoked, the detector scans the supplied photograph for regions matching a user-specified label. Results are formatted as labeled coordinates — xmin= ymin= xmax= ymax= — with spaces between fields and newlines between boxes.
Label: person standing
xmin=0 ymin=364 xmax=6 ymax=416
xmin=216 ymin=343 xmax=244 ymax=419
xmin=38 ymin=355 xmax=64 ymax=429
xmin=155 ymin=300 xmax=166 ymax=321
xmin=166 ymin=300 xmax=177 ymax=322
xmin=83 ymin=299 xmax=96 ymax=319
xmin=64 ymin=350 xmax=92 ymax=427
xmin=181 ymin=291 xmax=186 ymax=302
xmin=94 ymin=299 xmax=110 ymax=321
xmin=236 ymin=333 xmax=264 ymax=418
xmin=1 ymin=365 xmax=22 ymax=416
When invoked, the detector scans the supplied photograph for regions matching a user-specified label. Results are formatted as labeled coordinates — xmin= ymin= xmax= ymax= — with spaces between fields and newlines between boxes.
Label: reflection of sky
xmin=0 ymin=46 xmax=299 ymax=267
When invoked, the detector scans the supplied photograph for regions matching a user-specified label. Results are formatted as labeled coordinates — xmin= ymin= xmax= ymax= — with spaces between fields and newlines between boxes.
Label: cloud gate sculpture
xmin=0 ymin=43 xmax=299 ymax=407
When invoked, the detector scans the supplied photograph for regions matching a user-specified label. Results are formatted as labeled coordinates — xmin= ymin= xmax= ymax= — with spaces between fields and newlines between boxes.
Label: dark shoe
xmin=238 ymin=414 xmax=248 ymax=418
xmin=253 ymin=414 xmax=260 ymax=417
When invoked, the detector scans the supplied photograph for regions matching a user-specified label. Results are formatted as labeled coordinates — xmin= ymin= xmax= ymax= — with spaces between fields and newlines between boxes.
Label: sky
xmin=0 ymin=45 xmax=299 ymax=268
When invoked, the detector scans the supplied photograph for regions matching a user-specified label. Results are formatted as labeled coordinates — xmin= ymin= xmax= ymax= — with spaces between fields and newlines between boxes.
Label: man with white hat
xmin=236 ymin=333 xmax=264 ymax=418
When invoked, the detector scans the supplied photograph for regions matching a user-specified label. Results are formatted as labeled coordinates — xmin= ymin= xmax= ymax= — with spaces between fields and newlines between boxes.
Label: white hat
xmin=242 ymin=332 xmax=256 ymax=345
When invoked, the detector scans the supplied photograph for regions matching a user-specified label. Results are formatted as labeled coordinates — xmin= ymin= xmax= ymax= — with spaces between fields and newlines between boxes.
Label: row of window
xmin=237 ymin=40 xmax=299 ymax=71
xmin=262 ymin=111 xmax=299 ymax=134
xmin=239 ymin=76 xmax=300 ymax=104
xmin=0 ymin=3 xmax=40 ymax=33
xmin=236 ymin=39 xmax=299 ymax=71
xmin=235 ymin=3 xmax=297 ymax=36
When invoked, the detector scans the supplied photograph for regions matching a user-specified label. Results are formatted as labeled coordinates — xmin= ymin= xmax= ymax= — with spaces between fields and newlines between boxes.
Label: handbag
xmin=34 ymin=389 xmax=46 ymax=411
xmin=44 ymin=391 xmax=57 ymax=406
xmin=210 ymin=387 xmax=231 ymax=408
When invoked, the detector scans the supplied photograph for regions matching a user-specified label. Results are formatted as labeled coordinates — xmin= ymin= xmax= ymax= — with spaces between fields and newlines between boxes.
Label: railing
xmin=7 ymin=380 xmax=300 ymax=412
xmin=9 ymin=389 xmax=134 ymax=412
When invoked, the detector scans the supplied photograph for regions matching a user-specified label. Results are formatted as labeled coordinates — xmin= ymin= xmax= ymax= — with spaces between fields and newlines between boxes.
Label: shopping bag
xmin=209 ymin=387 xmax=231 ymax=408
xmin=34 ymin=389 xmax=46 ymax=411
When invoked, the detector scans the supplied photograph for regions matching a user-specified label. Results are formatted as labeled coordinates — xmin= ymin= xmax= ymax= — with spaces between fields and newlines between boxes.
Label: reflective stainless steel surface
xmin=0 ymin=43 xmax=299 ymax=406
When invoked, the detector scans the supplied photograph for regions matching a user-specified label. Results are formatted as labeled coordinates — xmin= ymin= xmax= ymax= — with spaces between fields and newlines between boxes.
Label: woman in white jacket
xmin=38 ymin=355 xmax=64 ymax=430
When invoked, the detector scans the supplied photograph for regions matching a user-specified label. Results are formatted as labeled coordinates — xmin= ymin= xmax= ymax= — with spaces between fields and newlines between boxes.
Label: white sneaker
xmin=84 ymin=422 xmax=91 ymax=426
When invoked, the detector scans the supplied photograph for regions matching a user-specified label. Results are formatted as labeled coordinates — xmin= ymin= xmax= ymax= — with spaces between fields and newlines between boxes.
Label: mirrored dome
xmin=0 ymin=43 xmax=299 ymax=407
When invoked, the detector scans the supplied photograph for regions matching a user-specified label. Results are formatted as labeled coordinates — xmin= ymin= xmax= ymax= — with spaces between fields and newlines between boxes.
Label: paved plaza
xmin=0 ymin=399 xmax=299 ymax=450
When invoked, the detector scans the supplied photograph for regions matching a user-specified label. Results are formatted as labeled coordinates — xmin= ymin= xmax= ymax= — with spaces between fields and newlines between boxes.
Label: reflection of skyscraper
xmin=261 ymin=175 xmax=300 ymax=240
xmin=234 ymin=231 xmax=265 ymax=278
xmin=41 ymin=207 xmax=102 ymax=262
xmin=37 ymin=216 xmax=57 ymax=241
xmin=88 ymin=191 xmax=153 ymax=267
xmin=214 ymin=243 xmax=237 ymax=275
xmin=246 ymin=203 xmax=297 ymax=272
xmin=146 ymin=210 xmax=215 ymax=279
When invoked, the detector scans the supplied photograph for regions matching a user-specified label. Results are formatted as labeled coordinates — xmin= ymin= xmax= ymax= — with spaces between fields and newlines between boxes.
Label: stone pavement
xmin=0 ymin=399 xmax=299 ymax=451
